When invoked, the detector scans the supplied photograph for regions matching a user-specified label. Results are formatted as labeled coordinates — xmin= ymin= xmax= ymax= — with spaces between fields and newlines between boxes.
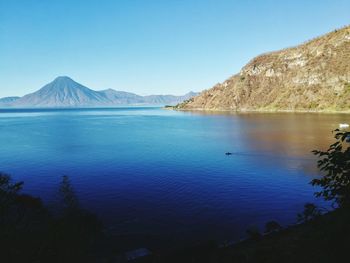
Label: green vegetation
xmin=344 ymin=82 xmax=350 ymax=94
xmin=308 ymin=101 xmax=319 ymax=109
xmin=312 ymin=129 xmax=350 ymax=207
xmin=297 ymin=203 xmax=323 ymax=223
xmin=0 ymin=173 xmax=102 ymax=263
xmin=164 ymin=105 xmax=174 ymax=109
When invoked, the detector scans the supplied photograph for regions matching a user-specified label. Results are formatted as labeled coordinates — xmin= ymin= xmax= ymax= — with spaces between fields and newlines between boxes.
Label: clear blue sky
xmin=0 ymin=0 xmax=349 ymax=97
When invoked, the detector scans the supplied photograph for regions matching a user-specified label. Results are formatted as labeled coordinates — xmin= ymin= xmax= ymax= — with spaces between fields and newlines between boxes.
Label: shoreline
xmin=167 ymin=106 xmax=350 ymax=114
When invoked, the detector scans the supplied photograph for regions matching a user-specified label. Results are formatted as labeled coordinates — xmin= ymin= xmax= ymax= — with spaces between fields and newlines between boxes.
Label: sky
xmin=0 ymin=0 xmax=349 ymax=97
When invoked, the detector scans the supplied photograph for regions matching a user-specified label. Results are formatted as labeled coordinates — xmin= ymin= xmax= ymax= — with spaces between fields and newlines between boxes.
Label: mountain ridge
xmin=176 ymin=26 xmax=350 ymax=112
xmin=0 ymin=76 xmax=198 ymax=107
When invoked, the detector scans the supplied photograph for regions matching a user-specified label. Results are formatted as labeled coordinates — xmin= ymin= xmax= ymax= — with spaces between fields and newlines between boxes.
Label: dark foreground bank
xmin=1 ymin=173 xmax=349 ymax=263
xmin=151 ymin=207 xmax=348 ymax=263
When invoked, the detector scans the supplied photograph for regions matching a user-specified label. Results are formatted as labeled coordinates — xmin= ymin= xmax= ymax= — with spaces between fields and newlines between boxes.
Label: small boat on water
xmin=339 ymin=123 xmax=349 ymax=129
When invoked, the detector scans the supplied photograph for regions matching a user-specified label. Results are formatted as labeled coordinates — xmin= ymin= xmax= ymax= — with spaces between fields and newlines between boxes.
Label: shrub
xmin=297 ymin=203 xmax=322 ymax=223
xmin=264 ymin=220 xmax=282 ymax=233
xmin=246 ymin=225 xmax=261 ymax=240
xmin=312 ymin=130 xmax=350 ymax=207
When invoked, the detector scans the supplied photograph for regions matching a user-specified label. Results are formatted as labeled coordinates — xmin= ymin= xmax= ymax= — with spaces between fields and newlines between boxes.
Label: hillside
xmin=143 ymin=91 xmax=198 ymax=105
xmin=176 ymin=26 xmax=350 ymax=112
xmin=0 ymin=97 xmax=20 ymax=106
xmin=0 ymin=76 xmax=198 ymax=107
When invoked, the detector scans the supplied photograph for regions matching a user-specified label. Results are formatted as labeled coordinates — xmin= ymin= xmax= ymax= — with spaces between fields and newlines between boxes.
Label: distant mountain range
xmin=0 ymin=96 xmax=21 ymax=106
xmin=0 ymin=76 xmax=198 ymax=107
xmin=177 ymin=26 xmax=350 ymax=112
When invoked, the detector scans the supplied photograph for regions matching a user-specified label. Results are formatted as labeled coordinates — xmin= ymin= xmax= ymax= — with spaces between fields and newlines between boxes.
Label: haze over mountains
xmin=177 ymin=26 xmax=350 ymax=112
xmin=0 ymin=76 xmax=198 ymax=107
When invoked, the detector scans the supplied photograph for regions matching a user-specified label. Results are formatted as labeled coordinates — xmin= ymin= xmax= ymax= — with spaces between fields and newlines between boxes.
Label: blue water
xmin=0 ymin=107 xmax=345 ymax=247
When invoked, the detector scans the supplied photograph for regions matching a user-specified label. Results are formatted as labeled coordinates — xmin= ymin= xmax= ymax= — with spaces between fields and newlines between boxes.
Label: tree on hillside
xmin=312 ymin=130 xmax=350 ymax=207
xmin=0 ymin=172 xmax=24 ymax=226
xmin=0 ymin=173 xmax=103 ymax=262
xmin=0 ymin=172 xmax=23 ymax=208
xmin=58 ymin=175 xmax=79 ymax=213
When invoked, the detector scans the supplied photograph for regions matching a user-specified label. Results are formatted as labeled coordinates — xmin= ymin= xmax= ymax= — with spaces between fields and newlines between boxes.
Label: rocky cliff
xmin=177 ymin=26 xmax=350 ymax=112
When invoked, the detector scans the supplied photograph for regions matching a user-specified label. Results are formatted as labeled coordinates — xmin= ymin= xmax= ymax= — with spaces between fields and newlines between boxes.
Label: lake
xmin=0 ymin=107 xmax=346 ymax=249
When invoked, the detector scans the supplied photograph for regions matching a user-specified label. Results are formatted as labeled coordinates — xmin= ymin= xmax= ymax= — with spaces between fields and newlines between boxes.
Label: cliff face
xmin=177 ymin=26 xmax=350 ymax=112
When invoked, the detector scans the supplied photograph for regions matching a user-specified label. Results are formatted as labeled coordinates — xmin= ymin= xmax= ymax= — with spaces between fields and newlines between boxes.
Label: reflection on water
xmin=239 ymin=113 xmax=340 ymax=153
xmin=188 ymin=110 xmax=344 ymax=153
xmin=233 ymin=113 xmax=345 ymax=175
xmin=0 ymin=108 xmax=348 ymax=248
xmin=187 ymin=111 xmax=346 ymax=175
